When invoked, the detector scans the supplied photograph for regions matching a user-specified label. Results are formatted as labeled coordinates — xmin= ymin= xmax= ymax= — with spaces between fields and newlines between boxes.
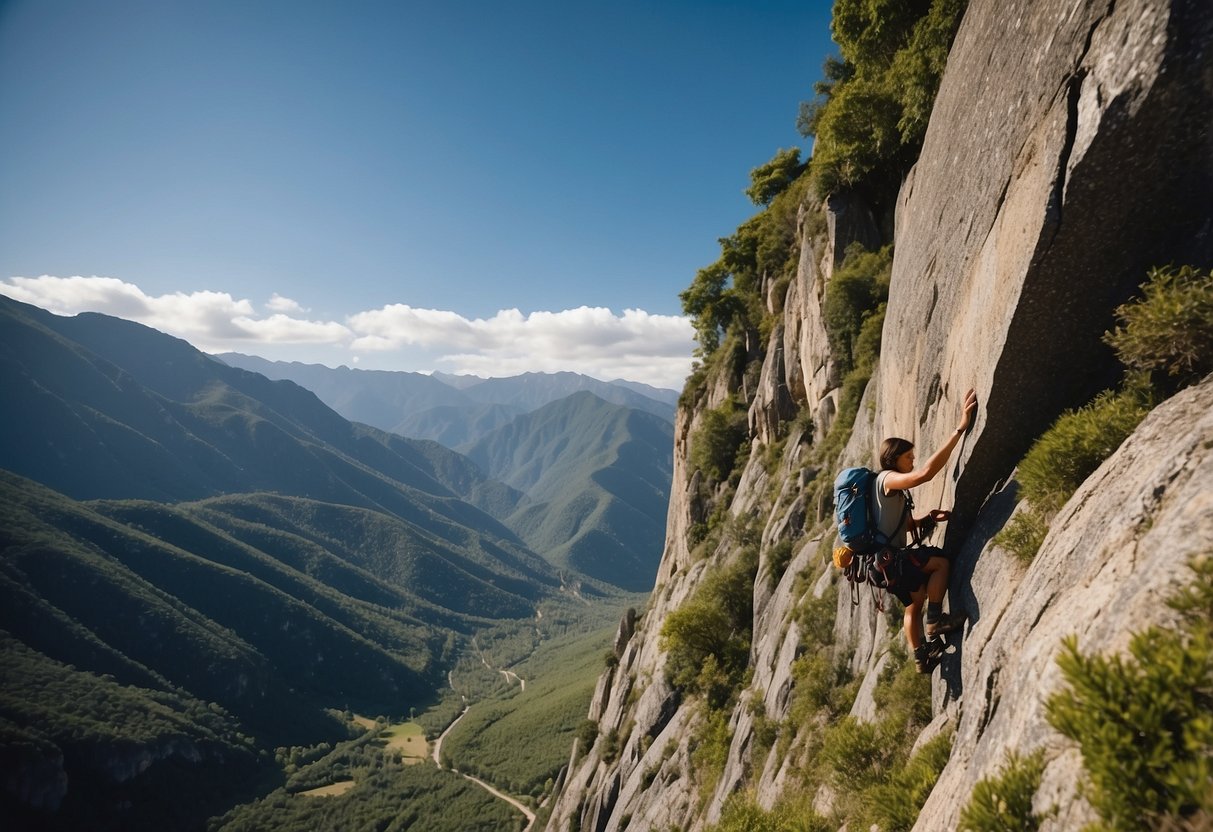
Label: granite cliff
xmin=542 ymin=0 xmax=1213 ymax=829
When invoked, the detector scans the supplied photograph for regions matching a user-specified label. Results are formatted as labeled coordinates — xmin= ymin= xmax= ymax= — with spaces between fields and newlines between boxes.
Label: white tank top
xmin=872 ymin=470 xmax=910 ymax=547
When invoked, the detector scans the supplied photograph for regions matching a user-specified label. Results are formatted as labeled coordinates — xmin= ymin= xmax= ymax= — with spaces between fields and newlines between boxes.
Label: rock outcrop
xmin=543 ymin=0 xmax=1213 ymax=829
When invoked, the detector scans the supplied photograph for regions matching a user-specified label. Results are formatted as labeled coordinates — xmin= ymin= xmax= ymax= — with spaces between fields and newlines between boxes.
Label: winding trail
xmin=471 ymin=636 xmax=528 ymax=692
xmin=431 ymin=706 xmax=536 ymax=827
xmin=431 ymin=705 xmax=468 ymax=766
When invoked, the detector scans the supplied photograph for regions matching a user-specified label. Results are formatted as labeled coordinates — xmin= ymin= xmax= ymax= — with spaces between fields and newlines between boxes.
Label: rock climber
xmin=872 ymin=388 xmax=978 ymax=672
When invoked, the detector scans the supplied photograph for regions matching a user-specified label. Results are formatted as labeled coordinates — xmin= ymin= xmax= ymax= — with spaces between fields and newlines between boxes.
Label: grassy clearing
xmin=381 ymin=721 xmax=428 ymax=764
xmin=298 ymin=780 xmax=356 ymax=798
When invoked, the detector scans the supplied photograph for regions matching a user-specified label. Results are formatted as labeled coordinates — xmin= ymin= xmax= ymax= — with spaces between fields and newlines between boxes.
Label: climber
xmin=872 ymin=388 xmax=978 ymax=673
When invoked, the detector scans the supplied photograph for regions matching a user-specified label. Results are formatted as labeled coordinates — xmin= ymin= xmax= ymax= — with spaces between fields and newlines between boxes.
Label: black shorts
xmin=888 ymin=546 xmax=942 ymax=605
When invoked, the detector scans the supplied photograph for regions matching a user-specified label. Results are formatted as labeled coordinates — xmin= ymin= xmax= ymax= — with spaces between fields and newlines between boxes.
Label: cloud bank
xmin=1 ymin=275 xmax=695 ymax=389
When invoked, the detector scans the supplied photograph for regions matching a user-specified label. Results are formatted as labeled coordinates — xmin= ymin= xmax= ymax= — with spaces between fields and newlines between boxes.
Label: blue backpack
xmin=833 ymin=467 xmax=912 ymax=607
xmin=833 ymin=467 xmax=889 ymax=555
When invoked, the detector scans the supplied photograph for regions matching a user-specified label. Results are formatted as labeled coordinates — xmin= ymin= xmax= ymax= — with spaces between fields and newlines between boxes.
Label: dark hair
xmin=879 ymin=437 xmax=914 ymax=471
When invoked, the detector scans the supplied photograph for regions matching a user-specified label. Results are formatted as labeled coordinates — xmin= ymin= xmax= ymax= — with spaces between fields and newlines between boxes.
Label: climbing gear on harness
xmin=833 ymin=467 xmax=914 ymax=611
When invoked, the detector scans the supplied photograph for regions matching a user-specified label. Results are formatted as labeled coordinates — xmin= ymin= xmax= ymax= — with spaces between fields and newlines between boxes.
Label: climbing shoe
xmin=914 ymin=639 xmax=945 ymax=674
xmin=925 ymin=610 xmax=967 ymax=638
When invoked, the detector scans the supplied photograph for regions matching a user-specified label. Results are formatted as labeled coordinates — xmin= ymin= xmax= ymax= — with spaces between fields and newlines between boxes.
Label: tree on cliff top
xmin=800 ymin=0 xmax=967 ymax=209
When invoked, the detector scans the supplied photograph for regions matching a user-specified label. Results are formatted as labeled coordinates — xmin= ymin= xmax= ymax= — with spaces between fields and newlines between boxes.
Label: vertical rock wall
xmin=544 ymin=0 xmax=1213 ymax=829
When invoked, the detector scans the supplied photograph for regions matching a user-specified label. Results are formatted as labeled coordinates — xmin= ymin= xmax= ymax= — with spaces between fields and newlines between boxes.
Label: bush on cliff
xmin=660 ymin=547 xmax=758 ymax=709
xmin=680 ymin=170 xmax=812 ymax=359
xmin=800 ymin=0 xmax=968 ymax=209
xmin=823 ymin=243 xmax=892 ymax=375
xmin=958 ymin=750 xmax=1048 ymax=832
xmin=996 ymin=262 xmax=1210 ymax=562
xmin=1104 ymin=264 xmax=1213 ymax=397
xmin=690 ymin=399 xmax=750 ymax=483
xmin=995 ymin=385 xmax=1151 ymax=563
xmin=1045 ymin=556 xmax=1213 ymax=830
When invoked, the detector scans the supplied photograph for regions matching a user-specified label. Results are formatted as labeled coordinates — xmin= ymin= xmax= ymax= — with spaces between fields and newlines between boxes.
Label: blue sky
xmin=0 ymin=0 xmax=835 ymax=388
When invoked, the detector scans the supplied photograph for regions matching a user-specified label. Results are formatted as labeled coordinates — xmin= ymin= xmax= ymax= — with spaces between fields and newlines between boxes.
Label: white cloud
xmin=0 ymin=276 xmax=695 ymax=388
xmin=0 ymin=275 xmax=352 ymax=350
xmin=266 ymin=293 xmax=307 ymax=314
xmin=348 ymin=304 xmax=694 ymax=387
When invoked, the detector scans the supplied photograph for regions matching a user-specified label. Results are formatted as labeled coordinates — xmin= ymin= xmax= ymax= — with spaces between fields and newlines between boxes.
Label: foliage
xmin=802 ymin=0 xmax=968 ymax=207
xmin=797 ymin=584 xmax=840 ymax=653
xmin=575 ymin=719 xmax=599 ymax=757
xmin=710 ymin=789 xmax=832 ymax=832
xmin=767 ymin=539 xmax=796 ymax=585
xmin=691 ymin=707 xmax=734 ymax=805
xmin=747 ymin=148 xmax=808 ymax=206
xmin=1015 ymin=387 xmax=1152 ymax=513
xmin=440 ymin=626 xmax=612 ymax=797
xmin=818 ymin=716 xmax=885 ymax=789
xmin=1045 ymin=556 xmax=1213 ymax=831
xmin=212 ymin=749 xmax=523 ymax=832
xmin=824 ymin=244 xmax=893 ymax=375
xmin=690 ymin=400 xmax=750 ymax=482
xmin=661 ymin=548 xmax=758 ymax=708
xmin=680 ymin=171 xmax=812 ymax=355
xmin=992 ymin=507 xmax=1050 ymax=566
xmin=958 ymin=750 xmax=1047 ymax=832
xmin=1103 ymin=264 xmax=1213 ymax=396
xmin=997 ymin=385 xmax=1151 ymax=562
xmin=783 ymin=644 xmax=945 ymax=831
xmin=998 ymin=260 xmax=1213 ymax=563
xmin=864 ymin=730 xmax=954 ymax=832
xmin=0 ymin=632 xmax=267 ymax=832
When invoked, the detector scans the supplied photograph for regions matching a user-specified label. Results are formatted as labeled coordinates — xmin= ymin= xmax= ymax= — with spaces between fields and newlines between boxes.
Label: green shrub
xmin=1001 ymin=385 xmax=1151 ymax=562
xmin=767 ymin=539 xmax=795 ymax=584
xmin=691 ymin=401 xmax=750 ymax=482
xmin=992 ymin=508 xmax=1049 ymax=566
xmin=600 ymin=728 xmax=621 ymax=764
xmin=746 ymin=148 xmax=808 ymax=207
xmin=711 ymin=790 xmax=832 ymax=832
xmin=660 ymin=548 xmax=758 ymax=707
xmin=691 ymin=707 xmax=733 ymax=803
xmin=681 ymin=172 xmax=811 ymax=356
xmin=1104 ymin=264 xmax=1213 ymax=395
xmin=824 ymin=244 xmax=893 ymax=374
xmin=789 ymin=652 xmax=849 ymax=724
xmin=958 ymin=750 xmax=1047 ymax=832
xmin=863 ymin=731 xmax=954 ymax=832
xmin=1016 ymin=387 xmax=1152 ymax=513
xmin=804 ymin=647 xmax=941 ymax=827
xmin=1045 ymin=556 xmax=1213 ymax=830
xmin=575 ymin=719 xmax=599 ymax=757
xmin=872 ymin=646 xmax=932 ymax=732
xmin=797 ymin=586 xmax=838 ymax=651
xmin=801 ymin=0 xmax=967 ymax=207
xmin=818 ymin=717 xmax=885 ymax=790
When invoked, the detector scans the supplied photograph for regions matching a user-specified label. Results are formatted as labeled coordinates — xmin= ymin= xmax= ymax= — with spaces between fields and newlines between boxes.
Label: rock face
xmin=543 ymin=0 xmax=1213 ymax=829
xmin=918 ymin=373 xmax=1213 ymax=831
xmin=881 ymin=0 xmax=1213 ymax=541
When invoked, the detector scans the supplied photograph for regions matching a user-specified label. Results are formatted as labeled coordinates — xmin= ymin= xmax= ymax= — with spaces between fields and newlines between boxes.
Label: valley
xmin=0 ymin=294 xmax=667 ymax=831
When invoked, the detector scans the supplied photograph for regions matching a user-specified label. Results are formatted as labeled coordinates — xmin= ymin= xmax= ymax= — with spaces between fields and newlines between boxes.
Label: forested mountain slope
xmin=463 ymin=392 xmax=674 ymax=590
xmin=0 ymin=296 xmax=628 ymax=829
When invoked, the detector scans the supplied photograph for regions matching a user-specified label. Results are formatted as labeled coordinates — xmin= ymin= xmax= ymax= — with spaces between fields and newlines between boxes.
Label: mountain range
xmin=0 ymin=294 xmax=672 ymax=829
xmin=214 ymin=353 xmax=675 ymax=591
xmin=217 ymin=353 xmax=677 ymax=446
